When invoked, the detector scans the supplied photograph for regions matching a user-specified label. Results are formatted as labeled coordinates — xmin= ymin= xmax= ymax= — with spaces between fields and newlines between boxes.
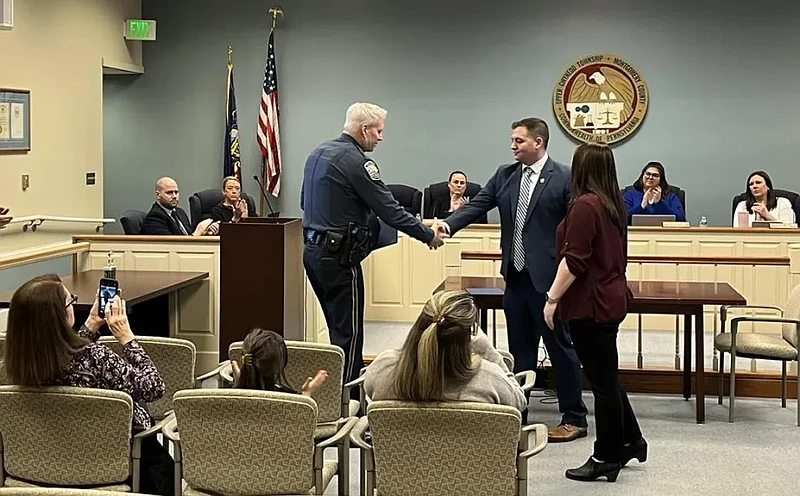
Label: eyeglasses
xmin=644 ymin=172 xmax=661 ymax=179
xmin=66 ymin=294 xmax=78 ymax=308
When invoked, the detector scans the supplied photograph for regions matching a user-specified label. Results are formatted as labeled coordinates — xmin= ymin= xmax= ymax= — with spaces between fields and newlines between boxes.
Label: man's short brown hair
xmin=511 ymin=117 xmax=549 ymax=148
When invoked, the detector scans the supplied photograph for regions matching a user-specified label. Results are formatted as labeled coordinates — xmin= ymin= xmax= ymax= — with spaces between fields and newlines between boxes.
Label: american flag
xmin=257 ymin=29 xmax=282 ymax=197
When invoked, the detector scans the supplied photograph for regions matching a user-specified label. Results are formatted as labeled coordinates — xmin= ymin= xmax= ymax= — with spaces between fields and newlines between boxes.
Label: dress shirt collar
xmin=522 ymin=153 xmax=548 ymax=175
xmin=156 ymin=201 xmax=177 ymax=216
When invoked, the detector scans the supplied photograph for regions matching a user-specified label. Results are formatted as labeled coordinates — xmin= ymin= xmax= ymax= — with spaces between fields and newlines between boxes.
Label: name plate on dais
xmin=553 ymin=54 xmax=649 ymax=145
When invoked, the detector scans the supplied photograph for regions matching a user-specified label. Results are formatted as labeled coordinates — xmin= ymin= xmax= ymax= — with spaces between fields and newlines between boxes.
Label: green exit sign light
xmin=124 ymin=19 xmax=156 ymax=41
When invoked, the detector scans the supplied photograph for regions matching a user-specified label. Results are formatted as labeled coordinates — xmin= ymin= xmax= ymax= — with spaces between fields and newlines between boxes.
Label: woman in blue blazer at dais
xmin=623 ymin=161 xmax=685 ymax=225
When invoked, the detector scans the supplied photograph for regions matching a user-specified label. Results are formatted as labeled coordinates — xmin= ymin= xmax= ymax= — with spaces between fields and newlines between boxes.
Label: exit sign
xmin=124 ymin=19 xmax=156 ymax=41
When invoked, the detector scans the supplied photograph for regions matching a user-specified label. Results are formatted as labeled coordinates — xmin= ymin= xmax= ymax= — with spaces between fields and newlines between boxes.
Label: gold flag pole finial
xmin=227 ymin=44 xmax=233 ymax=66
xmin=269 ymin=5 xmax=283 ymax=31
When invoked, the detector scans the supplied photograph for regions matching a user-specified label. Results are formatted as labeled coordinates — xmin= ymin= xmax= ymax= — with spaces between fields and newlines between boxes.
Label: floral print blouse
xmin=54 ymin=326 xmax=165 ymax=431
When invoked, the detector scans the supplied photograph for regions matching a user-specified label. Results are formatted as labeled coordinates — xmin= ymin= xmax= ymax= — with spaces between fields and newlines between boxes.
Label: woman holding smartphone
xmin=543 ymin=143 xmax=646 ymax=483
xmin=3 ymin=274 xmax=173 ymax=495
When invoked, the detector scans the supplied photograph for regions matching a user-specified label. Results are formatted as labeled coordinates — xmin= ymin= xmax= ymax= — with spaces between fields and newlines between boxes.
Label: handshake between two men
xmin=426 ymin=218 xmax=451 ymax=250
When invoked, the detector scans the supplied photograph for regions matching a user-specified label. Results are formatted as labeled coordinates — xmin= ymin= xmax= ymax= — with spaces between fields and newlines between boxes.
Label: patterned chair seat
xmin=3 ymin=479 xmax=130 ymax=492
xmin=0 ymin=488 xmax=147 ymax=495
xmin=182 ymin=460 xmax=337 ymax=496
xmin=0 ymin=386 xmax=157 ymax=493
xmin=197 ymin=339 xmax=359 ymax=494
xmin=167 ymin=389 xmax=355 ymax=496
xmin=314 ymin=422 xmax=341 ymax=440
xmin=350 ymin=401 xmax=548 ymax=496
xmin=99 ymin=336 xmax=196 ymax=421
xmin=714 ymin=332 xmax=798 ymax=360
xmin=716 ymin=284 xmax=800 ymax=425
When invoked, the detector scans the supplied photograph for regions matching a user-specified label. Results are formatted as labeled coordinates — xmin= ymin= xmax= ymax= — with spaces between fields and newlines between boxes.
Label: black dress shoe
xmin=565 ymin=457 xmax=621 ymax=482
xmin=621 ymin=438 xmax=648 ymax=467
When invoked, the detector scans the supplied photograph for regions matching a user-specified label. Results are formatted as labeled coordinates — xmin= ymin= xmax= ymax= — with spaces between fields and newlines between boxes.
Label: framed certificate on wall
xmin=0 ymin=88 xmax=31 ymax=152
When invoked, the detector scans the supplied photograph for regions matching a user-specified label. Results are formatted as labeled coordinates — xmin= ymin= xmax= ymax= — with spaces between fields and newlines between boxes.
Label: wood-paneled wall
xmin=365 ymin=226 xmax=800 ymax=330
xmin=71 ymin=226 xmax=800 ymax=373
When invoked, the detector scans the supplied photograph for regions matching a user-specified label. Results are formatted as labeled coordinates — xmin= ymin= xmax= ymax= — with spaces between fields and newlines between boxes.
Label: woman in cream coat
xmin=733 ymin=170 xmax=795 ymax=227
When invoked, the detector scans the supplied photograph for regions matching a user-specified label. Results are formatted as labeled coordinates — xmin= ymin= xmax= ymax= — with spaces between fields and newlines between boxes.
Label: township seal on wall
xmin=552 ymin=54 xmax=649 ymax=145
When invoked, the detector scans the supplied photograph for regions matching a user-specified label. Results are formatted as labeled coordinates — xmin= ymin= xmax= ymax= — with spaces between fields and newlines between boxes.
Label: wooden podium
xmin=219 ymin=217 xmax=304 ymax=360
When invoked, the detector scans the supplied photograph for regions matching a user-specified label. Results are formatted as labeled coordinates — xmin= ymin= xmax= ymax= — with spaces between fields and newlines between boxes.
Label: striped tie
xmin=512 ymin=167 xmax=535 ymax=271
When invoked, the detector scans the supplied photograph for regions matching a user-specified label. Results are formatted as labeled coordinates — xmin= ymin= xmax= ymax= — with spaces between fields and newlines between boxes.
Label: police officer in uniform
xmin=301 ymin=102 xmax=444 ymax=393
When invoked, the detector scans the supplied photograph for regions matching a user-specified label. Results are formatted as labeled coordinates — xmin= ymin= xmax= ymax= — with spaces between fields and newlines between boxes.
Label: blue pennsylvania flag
xmin=224 ymin=50 xmax=242 ymax=182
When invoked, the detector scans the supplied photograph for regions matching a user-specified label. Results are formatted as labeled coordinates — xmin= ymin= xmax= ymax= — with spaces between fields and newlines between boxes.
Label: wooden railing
xmin=0 ymin=242 xmax=91 ymax=270
xmin=73 ymin=235 xmax=220 ymax=244
xmin=627 ymin=255 xmax=790 ymax=371
xmin=7 ymin=215 xmax=115 ymax=233
xmin=460 ymin=250 xmax=790 ymax=266
xmin=629 ymin=255 xmax=790 ymax=266
xmin=458 ymin=250 xmax=792 ymax=372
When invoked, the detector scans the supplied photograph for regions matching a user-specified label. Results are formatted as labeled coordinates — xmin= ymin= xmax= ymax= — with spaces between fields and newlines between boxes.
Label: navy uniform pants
xmin=303 ymin=240 xmax=365 ymax=398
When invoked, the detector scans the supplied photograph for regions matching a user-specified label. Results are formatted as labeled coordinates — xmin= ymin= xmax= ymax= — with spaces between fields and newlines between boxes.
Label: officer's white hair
xmin=343 ymin=102 xmax=387 ymax=134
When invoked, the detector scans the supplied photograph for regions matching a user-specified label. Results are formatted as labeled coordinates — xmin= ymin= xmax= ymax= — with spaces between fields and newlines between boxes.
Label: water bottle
xmin=699 ymin=216 xmax=708 ymax=228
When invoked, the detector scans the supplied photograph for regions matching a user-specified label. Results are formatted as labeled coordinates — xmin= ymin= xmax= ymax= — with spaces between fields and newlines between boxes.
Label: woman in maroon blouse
xmin=543 ymin=143 xmax=646 ymax=483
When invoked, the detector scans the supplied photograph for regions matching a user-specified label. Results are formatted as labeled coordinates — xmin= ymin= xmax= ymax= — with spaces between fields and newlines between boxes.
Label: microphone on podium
xmin=252 ymin=175 xmax=279 ymax=218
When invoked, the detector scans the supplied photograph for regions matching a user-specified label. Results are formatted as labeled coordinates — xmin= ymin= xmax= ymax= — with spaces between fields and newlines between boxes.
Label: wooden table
xmin=0 ymin=270 xmax=209 ymax=337
xmin=435 ymin=276 xmax=747 ymax=423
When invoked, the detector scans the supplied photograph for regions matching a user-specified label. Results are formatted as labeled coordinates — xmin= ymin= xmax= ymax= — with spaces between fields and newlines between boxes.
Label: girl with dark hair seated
xmin=231 ymin=328 xmax=328 ymax=396
xmin=623 ymin=161 xmax=685 ymax=224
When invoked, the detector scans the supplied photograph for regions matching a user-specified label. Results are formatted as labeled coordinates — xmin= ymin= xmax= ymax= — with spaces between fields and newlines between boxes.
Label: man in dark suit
xmin=141 ymin=177 xmax=219 ymax=236
xmin=437 ymin=118 xmax=589 ymax=442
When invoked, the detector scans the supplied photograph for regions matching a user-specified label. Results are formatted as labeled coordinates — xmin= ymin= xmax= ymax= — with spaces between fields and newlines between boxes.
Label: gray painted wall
xmin=103 ymin=0 xmax=800 ymax=227
xmin=0 ymin=257 xmax=72 ymax=294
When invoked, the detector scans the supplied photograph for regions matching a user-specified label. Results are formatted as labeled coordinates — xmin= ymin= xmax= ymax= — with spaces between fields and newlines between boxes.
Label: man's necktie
xmin=171 ymin=210 xmax=189 ymax=235
xmin=512 ymin=167 xmax=535 ymax=271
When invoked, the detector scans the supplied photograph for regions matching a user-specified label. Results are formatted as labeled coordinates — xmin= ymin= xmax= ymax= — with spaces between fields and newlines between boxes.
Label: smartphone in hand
xmin=98 ymin=278 xmax=119 ymax=318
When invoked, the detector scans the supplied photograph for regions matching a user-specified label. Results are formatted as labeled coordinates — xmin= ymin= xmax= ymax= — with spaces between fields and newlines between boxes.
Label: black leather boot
xmin=565 ymin=457 xmax=621 ymax=482
xmin=622 ymin=437 xmax=648 ymax=467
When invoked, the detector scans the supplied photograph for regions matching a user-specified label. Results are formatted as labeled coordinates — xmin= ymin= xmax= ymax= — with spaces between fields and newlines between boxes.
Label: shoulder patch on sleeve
xmin=364 ymin=160 xmax=381 ymax=181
